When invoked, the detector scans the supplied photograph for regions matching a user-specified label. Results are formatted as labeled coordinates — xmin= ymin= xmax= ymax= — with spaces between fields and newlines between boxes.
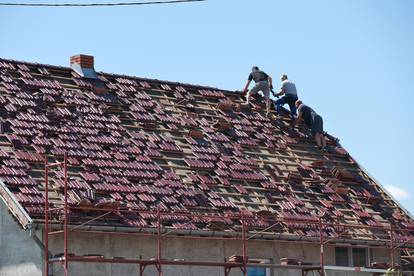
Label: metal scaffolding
xmin=43 ymin=154 xmax=413 ymax=276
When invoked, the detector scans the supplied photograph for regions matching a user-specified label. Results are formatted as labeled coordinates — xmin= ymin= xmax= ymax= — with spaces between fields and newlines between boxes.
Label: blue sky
xmin=0 ymin=0 xmax=413 ymax=214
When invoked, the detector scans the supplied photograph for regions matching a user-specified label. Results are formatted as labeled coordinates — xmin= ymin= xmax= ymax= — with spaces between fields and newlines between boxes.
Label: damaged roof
xmin=0 ymin=56 xmax=413 ymax=244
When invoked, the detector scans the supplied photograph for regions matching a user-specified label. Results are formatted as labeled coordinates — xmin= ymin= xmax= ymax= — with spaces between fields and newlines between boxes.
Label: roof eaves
xmin=35 ymin=222 xmax=406 ymax=248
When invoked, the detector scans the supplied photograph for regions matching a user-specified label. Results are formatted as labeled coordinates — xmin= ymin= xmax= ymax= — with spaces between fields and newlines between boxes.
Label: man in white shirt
xmin=273 ymin=74 xmax=298 ymax=117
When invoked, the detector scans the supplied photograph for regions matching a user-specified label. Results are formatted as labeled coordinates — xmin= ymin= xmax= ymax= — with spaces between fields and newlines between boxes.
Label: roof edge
xmin=0 ymin=180 xmax=32 ymax=229
xmin=341 ymin=144 xmax=414 ymax=220
xmin=358 ymin=162 xmax=414 ymax=220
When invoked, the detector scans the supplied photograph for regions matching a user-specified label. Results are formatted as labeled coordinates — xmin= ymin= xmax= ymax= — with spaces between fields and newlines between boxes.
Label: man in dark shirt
xmin=295 ymin=100 xmax=327 ymax=150
xmin=242 ymin=66 xmax=273 ymax=116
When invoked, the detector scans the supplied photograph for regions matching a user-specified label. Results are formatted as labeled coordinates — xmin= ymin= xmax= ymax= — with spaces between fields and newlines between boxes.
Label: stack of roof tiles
xmin=0 ymin=57 xmax=413 ymax=244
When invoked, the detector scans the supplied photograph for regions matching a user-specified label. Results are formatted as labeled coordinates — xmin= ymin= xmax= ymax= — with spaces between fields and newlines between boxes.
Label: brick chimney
xmin=70 ymin=54 xmax=98 ymax=79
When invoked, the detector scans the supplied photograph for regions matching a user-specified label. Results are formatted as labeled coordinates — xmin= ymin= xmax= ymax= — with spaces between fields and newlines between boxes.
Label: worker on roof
xmin=242 ymin=66 xmax=273 ymax=116
xmin=295 ymin=100 xmax=327 ymax=151
xmin=273 ymin=74 xmax=298 ymax=117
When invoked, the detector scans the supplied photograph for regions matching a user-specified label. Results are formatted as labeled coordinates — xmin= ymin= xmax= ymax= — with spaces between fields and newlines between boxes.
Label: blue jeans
xmin=275 ymin=95 xmax=298 ymax=116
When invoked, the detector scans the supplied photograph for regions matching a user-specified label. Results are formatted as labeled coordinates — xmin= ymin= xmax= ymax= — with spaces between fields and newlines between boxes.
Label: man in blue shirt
xmin=273 ymin=74 xmax=298 ymax=117
xmin=295 ymin=100 xmax=327 ymax=150
xmin=242 ymin=66 xmax=273 ymax=116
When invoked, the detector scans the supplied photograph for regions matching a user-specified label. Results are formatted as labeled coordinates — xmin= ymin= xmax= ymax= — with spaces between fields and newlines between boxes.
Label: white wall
xmin=0 ymin=203 xmax=397 ymax=276
xmin=0 ymin=200 xmax=42 ymax=276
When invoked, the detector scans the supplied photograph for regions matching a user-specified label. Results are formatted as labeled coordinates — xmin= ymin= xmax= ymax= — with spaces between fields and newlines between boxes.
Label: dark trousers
xmin=275 ymin=95 xmax=298 ymax=116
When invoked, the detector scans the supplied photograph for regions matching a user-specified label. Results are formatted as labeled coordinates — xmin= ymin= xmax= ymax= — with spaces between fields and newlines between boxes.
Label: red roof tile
xmin=0 ymin=57 xmax=412 ymax=243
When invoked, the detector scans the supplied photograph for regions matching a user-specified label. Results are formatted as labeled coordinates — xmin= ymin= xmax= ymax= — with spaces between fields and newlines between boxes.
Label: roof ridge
xmin=0 ymin=57 xmax=235 ymax=94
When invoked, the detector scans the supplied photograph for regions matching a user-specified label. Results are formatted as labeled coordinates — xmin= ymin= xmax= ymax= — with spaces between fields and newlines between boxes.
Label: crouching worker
xmin=295 ymin=100 xmax=327 ymax=150
xmin=273 ymin=74 xmax=298 ymax=117
xmin=242 ymin=66 xmax=273 ymax=116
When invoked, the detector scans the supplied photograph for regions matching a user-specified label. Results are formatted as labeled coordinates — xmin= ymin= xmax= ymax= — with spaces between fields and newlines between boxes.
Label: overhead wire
xmin=0 ymin=0 xmax=205 ymax=7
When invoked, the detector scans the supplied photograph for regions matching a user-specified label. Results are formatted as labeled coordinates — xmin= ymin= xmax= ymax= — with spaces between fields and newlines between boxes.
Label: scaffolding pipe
xmin=319 ymin=217 xmax=325 ymax=276
xmin=44 ymin=158 xmax=49 ymax=276
xmin=390 ymin=226 xmax=395 ymax=270
xmin=63 ymin=153 xmax=68 ymax=275
xmin=40 ymin=154 xmax=414 ymax=276
xmin=157 ymin=206 xmax=162 ymax=276
xmin=71 ymin=211 xmax=113 ymax=231
xmin=242 ymin=214 xmax=247 ymax=276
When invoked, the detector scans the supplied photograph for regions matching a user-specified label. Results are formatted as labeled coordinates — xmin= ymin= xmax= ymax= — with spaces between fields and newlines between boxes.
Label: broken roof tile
xmin=0 ymin=57 xmax=411 ymax=243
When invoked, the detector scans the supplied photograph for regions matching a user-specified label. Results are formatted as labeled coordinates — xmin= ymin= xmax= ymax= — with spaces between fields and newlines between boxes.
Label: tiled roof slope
xmin=0 ymin=57 xmax=413 ymax=243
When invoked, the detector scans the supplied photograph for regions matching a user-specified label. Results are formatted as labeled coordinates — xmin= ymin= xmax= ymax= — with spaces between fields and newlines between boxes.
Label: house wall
xmin=0 ymin=200 xmax=42 ymax=276
xmin=0 ymin=206 xmax=397 ymax=276
xmin=49 ymin=233 xmax=323 ymax=276
xmin=48 ymin=232 xmax=395 ymax=276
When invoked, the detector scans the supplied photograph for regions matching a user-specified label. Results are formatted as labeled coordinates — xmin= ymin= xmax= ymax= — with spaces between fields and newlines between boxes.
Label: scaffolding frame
xmin=43 ymin=155 xmax=414 ymax=276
